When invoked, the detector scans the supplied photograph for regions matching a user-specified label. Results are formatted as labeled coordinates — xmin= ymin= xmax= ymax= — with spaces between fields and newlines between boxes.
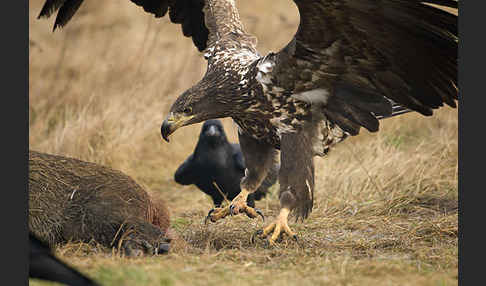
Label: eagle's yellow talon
xmin=204 ymin=207 xmax=230 ymax=223
xmin=206 ymin=188 xmax=264 ymax=222
xmin=262 ymin=222 xmax=276 ymax=237
xmin=259 ymin=208 xmax=296 ymax=245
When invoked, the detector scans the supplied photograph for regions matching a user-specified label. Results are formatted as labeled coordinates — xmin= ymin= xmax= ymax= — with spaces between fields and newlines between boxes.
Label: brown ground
xmin=29 ymin=1 xmax=458 ymax=285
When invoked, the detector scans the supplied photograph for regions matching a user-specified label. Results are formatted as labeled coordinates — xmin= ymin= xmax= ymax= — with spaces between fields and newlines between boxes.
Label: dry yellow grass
xmin=29 ymin=1 xmax=458 ymax=285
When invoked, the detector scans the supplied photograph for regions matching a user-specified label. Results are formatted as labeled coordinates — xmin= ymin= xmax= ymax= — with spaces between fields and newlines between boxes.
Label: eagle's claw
xmin=255 ymin=209 xmax=265 ymax=222
xmin=239 ymin=205 xmax=264 ymax=221
xmin=205 ymin=203 xmax=264 ymax=223
xmin=253 ymin=208 xmax=298 ymax=245
xmin=250 ymin=229 xmax=263 ymax=244
xmin=204 ymin=208 xmax=216 ymax=224
xmin=229 ymin=204 xmax=236 ymax=216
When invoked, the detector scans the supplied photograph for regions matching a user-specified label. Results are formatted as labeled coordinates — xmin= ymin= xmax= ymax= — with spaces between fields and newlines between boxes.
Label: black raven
xmin=174 ymin=119 xmax=278 ymax=208
xmin=29 ymin=233 xmax=100 ymax=286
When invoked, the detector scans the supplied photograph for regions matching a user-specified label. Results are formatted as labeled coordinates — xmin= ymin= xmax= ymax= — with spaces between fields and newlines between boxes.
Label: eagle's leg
xmin=255 ymin=184 xmax=303 ymax=245
xmin=206 ymin=131 xmax=278 ymax=223
xmin=259 ymin=207 xmax=296 ymax=245
xmin=255 ymin=121 xmax=316 ymax=244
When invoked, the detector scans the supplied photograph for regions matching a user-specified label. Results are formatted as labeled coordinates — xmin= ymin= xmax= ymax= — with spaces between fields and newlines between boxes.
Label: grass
xmin=29 ymin=1 xmax=458 ymax=285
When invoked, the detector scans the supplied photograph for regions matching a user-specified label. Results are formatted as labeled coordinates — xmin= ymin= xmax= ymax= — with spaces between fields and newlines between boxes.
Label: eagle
xmin=38 ymin=0 xmax=458 ymax=244
xmin=30 ymin=232 xmax=100 ymax=286
xmin=174 ymin=119 xmax=278 ymax=208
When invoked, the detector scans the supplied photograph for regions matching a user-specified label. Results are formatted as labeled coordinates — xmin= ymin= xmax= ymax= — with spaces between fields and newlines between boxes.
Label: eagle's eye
xmin=183 ymin=106 xmax=192 ymax=114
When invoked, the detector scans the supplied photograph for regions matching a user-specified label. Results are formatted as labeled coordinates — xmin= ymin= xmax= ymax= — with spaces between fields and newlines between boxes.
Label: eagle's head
xmin=161 ymin=45 xmax=260 ymax=142
xmin=160 ymin=77 xmax=236 ymax=142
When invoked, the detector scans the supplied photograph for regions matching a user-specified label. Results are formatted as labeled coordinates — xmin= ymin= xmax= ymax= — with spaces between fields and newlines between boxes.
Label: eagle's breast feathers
xmin=211 ymin=47 xmax=348 ymax=155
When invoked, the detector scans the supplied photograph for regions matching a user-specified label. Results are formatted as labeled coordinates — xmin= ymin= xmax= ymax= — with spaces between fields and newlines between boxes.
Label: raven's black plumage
xmin=174 ymin=119 xmax=278 ymax=207
xmin=29 ymin=233 xmax=100 ymax=286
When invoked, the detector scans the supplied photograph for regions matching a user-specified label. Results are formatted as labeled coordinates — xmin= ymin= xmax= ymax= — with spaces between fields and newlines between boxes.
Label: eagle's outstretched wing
xmin=37 ymin=0 xmax=254 ymax=53
xmin=38 ymin=0 xmax=208 ymax=51
xmin=264 ymin=0 xmax=458 ymax=135
xmin=38 ymin=0 xmax=258 ymax=52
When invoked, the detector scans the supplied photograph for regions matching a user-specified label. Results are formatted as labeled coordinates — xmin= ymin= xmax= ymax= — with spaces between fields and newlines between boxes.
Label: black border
xmin=4 ymin=0 xmax=28 ymax=285
xmin=458 ymin=0 xmax=485 ymax=285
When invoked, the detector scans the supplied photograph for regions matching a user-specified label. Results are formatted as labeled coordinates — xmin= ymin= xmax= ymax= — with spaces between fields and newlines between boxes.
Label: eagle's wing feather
xmin=38 ymin=0 xmax=257 ymax=53
xmin=270 ymin=0 xmax=457 ymax=135
xmin=37 ymin=0 xmax=210 ymax=52
xmin=38 ymin=0 xmax=84 ymax=30
xmin=132 ymin=0 xmax=169 ymax=17
xmin=37 ymin=0 xmax=68 ymax=19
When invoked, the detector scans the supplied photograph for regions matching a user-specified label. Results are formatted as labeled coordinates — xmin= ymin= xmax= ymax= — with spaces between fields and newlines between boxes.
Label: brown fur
xmin=29 ymin=150 xmax=172 ymax=256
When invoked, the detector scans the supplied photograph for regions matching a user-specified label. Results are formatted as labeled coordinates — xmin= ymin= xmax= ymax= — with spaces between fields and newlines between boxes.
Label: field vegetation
xmin=29 ymin=1 xmax=458 ymax=285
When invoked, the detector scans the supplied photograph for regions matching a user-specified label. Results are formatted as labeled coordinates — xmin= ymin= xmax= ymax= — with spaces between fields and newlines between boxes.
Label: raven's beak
xmin=206 ymin=125 xmax=217 ymax=136
xmin=161 ymin=112 xmax=194 ymax=142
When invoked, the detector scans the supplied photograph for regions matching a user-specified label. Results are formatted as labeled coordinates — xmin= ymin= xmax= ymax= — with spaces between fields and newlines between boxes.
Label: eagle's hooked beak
xmin=161 ymin=112 xmax=194 ymax=142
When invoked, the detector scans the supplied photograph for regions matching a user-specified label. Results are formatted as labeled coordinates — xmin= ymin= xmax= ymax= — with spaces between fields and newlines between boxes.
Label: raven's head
xmin=198 ymin=119 xmax=228 ymax=145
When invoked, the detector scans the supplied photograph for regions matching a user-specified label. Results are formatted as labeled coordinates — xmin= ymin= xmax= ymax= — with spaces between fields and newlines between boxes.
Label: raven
xmin=174 ymin=119 xmax=278 ymax=208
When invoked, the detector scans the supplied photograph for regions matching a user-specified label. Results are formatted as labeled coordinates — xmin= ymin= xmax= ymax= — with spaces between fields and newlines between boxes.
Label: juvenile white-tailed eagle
xmin=38 ymin=0 xmax=458 ymax=244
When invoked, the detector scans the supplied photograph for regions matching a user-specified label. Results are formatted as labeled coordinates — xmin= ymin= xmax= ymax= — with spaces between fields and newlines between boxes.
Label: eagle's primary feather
xmin=38 ymin=0 xmax=458 ymax=242
xmin=37 ymin=0 xmax=209 ymax=51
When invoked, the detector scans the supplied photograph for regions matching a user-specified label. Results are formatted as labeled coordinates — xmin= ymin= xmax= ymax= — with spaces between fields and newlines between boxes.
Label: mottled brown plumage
xmin=38 ymin=0 xmax=458 ymax=244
